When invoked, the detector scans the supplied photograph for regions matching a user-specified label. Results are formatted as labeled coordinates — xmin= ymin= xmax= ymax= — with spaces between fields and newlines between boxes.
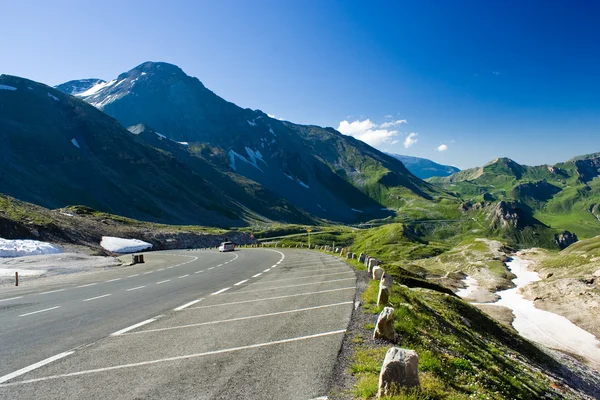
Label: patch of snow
xmin=261 ymin=142 xmax=265 ymax=148
xmin=71 ymin=138 xmax=80 ymax=148
xmin=245 ymin=147 xmax=267 ymax=167
xmin=0 ymin=268 xmax=46 ymax=277
xmin=100 ymin=237 xmax=152 ymax=253
xmin=229 ymin=149 xmax=263 ymax=172
xmin=296 ymin=179 xmax=309 ymax=189
xmin=0 ymin=238 xmax=61 ymax=258
xmin=155 ymin=132 xmax=167 ymax=139
xmin=0 ymin=84 xmax=17 ymax=91
xmin=176 ymin=141 xmax=189 ymax=146
xmin=271 ymin=139 xmax=276 ymax=144
xmin=456 ymin=275 xmax=479 ymax=298
xmin=47 ymin=93 xmax=59 ymax=102
xmin=269 ymin=126 xmax=275 ymax=135
xmin=284 ymin=173 xmax=293 ymax=180
xmin=27 ymin=86 xmax=33 ymax=90
xmin=381 ymin=208 xmax=394 ymax=211
xmin=229 ymin=150 xmax=237 ymax=171
xmin=351 ymin=208 xmax=364 ymax=213
xmin=141 ymin=72 xmax=147 ymax=76
xmin=317 ymin=204 xmax=327 ymax=211
xmin=77 ymin=79 xmax=116 ymax=97
xmin=247 ymin=120 xmax=257 ymax=127
xmin=60 ymin=212 xmax=75 ymax=217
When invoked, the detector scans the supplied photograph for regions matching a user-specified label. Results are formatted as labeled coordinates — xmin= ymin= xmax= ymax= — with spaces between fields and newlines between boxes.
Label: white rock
xmin=373 ymin=307 xmax=395 ymax=341
xmin=373 ymin=266 xmax=384 ymax=280
xmin=378 ymin=348 xmax=420 ymax=397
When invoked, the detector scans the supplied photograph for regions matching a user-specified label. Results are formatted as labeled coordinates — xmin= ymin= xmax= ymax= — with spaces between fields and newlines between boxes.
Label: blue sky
xmin=3 ymin=0 xmax=600 ymax=169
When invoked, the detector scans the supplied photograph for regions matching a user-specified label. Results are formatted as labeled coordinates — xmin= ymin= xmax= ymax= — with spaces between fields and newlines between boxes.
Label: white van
xmin=218 ymin=241 xmax=235 ymax=252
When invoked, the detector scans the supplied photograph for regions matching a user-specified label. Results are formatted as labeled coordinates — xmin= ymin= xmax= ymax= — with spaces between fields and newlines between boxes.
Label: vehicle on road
xmin=218 ymin=241 xmax=235 ymax=252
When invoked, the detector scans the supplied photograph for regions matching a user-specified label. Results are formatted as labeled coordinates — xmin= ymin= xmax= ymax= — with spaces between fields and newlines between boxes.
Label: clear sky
xmin=3 ymin=0 xmax=600 ymax=169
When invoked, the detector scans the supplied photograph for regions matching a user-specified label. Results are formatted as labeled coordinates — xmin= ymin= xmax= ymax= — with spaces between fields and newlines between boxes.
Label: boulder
xmin=346 ymin=252 xmax=353 ymax=259
xmin=378 ymin=272 xmax=393 ymax=305
xmin=372 ymin=266 xmax=384 ymax=280
xmin=594 ymin=269 xmax=600 ymax=278
xmin=352 ymin=253 xmax=357 ymax=259
xmin=373 ymin=307 xmax=395 ymax=341
xmin=359 ymin=253 xmax=366 ymax=263
xmin=368 ymin=258 xmax=379 ymax=272
xmin=554 ymin=231 xmax=578 ymax=249
xmin=378 ymin=348 xmax=420 ymax=397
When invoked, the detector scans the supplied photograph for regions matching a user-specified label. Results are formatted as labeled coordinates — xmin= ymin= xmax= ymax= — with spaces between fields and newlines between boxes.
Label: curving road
xmin=0 ymin=248 xmax=356 ymax=399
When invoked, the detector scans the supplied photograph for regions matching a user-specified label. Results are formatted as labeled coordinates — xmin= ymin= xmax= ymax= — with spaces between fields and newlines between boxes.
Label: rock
xmin=378 ymin=272 xmax=393 ymax=305
xmin=373 ymin=307 xmax=395 ymax=341
xmin=459 ymin=316 xmax=471 ymax=328
xmin=581 ymin=277 xmax=595 ymax=285
xmin=372 ymin=266 xmax=384 ymax=280
xmin=554 ymin=231 xmax=578 ymax=249
xmin=352 ymin=253 xmax=357 ymax=259
xmin=354 ymin=300 xmax=361 ymax=310
xmin=545 ymin=272 xmax=554 ymax=279
xmin=378 ymin=348 xmax=420 ymax=397
xmin=594 ymin=269 xmax=600 ymax=278
xmin=381 ymin=272 xmax=393 ymax=288
xmin=368 ymin=258 xmax=379 ymax=270
xmin=365 ymin=256 xmax=371 ymax=267
xmin=346 ymin=252 xmax=353 ymax=259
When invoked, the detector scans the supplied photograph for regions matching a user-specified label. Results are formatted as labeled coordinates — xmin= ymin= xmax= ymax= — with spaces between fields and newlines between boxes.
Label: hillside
xmin=429 ymin=156 xmax=600 ymax=239
xmin=387 ymin=153 xmax=460 ymax=179
xmin=57 ymin=62 xmax=446 ymax=222
xmin=0 ymin=74 xmax=311 ymax=226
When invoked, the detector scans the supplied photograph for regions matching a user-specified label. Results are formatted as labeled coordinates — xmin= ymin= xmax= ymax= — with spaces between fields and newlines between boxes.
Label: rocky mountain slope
xmin=54 ymin=79 xmax=106 ymax=95
xmin=58 ymin=61 xmax=445 ymax=222
xmin=429 ymin=155 xmax=600 ymax=239
xmin=387 ymin=153 xmax=460 ymax=179
xmin=0 ymin=74 xmax=311 ymax=226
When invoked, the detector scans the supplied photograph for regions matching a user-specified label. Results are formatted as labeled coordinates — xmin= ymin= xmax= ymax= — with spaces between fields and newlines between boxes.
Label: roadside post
xmin=15 ymin=272 xmax=19 ymax=286
xmin=307 ymin=228 xmax=312 ymax=248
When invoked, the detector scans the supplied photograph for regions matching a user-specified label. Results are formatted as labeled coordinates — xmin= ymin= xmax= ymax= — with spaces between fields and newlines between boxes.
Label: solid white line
xmin=126 ymin=286 xmax=145 ymax=292
xmin=129 ymin=302 xmax=353 ymax=335
xmin=38 ymin=289 xmax=65 ymax=295
xmin=110 ymin=318 xmax=157 ymax=336
xmin=19 ymin=306 xmax=61 ymax=317
xmin=173 ymin=299 xmax=203 ymax=311
xmin=77 ymin=283 xmax=97 ymax=288
xmin=234 ymin=279 xmax=249 ymax=286
xmin=83 ymin=294 xmax=111 ymax=302
xmin=178 ymin=274 xmax=190 ymax=279
xmin=0 ymin=296 xmax=22 ymax=302
xmin=3 ymin=330 xmax=345 ymax=386
xmin=211 ymin=287 xmax=231 ymax=295
xmin=106 ymin=278 xmax=122 ymax=283
xmin=230 ymin=278 xmax=355 ymax=294
xmin=252 ymin=273 xmax=262 ymax=278
xmin=263 ymin=268 xmax=271 ymax=272
xmin=127 ymin=274 xmax=139 ymax=278
xmin=0 ymin=351 xmax=74 ymax=384
xmin=156 ymin=279 xmax=171 ymax=285
xmin=188 ymin=287 xmax=355 ymax=310
xmin=194 ymin=270 xmax=204 ymax=274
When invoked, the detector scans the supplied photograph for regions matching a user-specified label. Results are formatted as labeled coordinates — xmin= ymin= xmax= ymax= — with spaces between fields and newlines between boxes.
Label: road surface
xmin=0 ymin=248 xmax=356 ymax=399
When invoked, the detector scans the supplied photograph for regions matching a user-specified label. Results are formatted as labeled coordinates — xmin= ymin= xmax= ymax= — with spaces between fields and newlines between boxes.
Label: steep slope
xmin=0 ymin=74 xmax=311 ymax=226
xmin=387 ymin=153 xmax=460 ymax=179
xmin=430 ymin=155 xmax=600 ymax=239
xmin=58 ymin=61 xmax=445 ymax=222
xmin=54 ymin=79 xmax=106 ymax=95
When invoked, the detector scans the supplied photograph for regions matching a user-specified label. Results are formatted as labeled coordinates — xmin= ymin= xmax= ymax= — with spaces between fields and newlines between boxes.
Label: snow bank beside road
xmin=0 ymin=238 xmax=61 ymax=258
xmin=100 ymin=237 xmax=152 ymax=253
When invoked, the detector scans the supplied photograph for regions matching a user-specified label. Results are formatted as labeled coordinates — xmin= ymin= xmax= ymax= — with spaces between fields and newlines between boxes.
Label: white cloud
xmin=403 ymin=132 xmax=418 ymax=148
xmin=380 ymin=119 xmax=407 ymax=129
xmin=338 ymin=119 xmax=401 ymax=147
xmin=437 ymin=144 xmax=448 ymax=152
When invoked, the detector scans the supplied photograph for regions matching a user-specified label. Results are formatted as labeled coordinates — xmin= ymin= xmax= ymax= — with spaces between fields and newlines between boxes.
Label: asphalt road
xmin=0 ymin=248 xmax=356 ymax=399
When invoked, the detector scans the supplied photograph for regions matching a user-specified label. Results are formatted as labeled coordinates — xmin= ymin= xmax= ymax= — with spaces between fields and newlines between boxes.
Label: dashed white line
xmin=83 ymin=294 xmax=111 ymax=302
xmin=173 ymin=299 xmax=203 ymax=311
xmin=106 ymin=278 xmax=122 ymax=283
xmin=110 ymin=318 xmax=157 ymax=336
xmin=143 ymin=271 xmax=154 ymax=275
xmin=263 ymin=268 xmax=271 ymax=273
xmin=178 ymin=274 xmax=190 ymax=279
xmin=0 ymin=296 xmax=22 ymax=302
xmin=127 ymin=274 xmax=140 ymax=278
xmin=126 ymin=286 xmax=145 ymax=292
xmin=38 ymin=289 xmax=65 ymax=295
xmin=194 ymin=270 xmax=204 ymax=274
xmin=157 ymin=269 xmax=165 ymax=271
xmin=3 ymin=330 xmax=345 ymax=385
xmin=0 ymin=350 xmax=74 ymax=384
xmin=77 ymin=283 xmax=97 ymax=288
xmin=234 ymin=279 xmax=249 ymax=286
xmin=211 ymin=287 xmax=231 ymax=295
xmin=156 ymin=279 xmax=171 ymax=285
xmin=208 ymin=267 xmax=214 ymax=270
xmin=19 ymin=306 xmax=61 ymax=317
xmin=252 ymin=273 xmax=262 ymax=278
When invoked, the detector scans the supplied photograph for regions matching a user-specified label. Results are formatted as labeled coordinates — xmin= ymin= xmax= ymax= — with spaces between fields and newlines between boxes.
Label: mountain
xmin=429 ymin=155 xmax=600 ymax=239
xmin=57 ymin=61 xmax=445 ymax=222
xmin=0 ymin=74 xmax=312 ymax=226
xmin=54 ymin=79 xmax=106 ymax=95
xmin=386 ymin=154 xmax=459 ymax=179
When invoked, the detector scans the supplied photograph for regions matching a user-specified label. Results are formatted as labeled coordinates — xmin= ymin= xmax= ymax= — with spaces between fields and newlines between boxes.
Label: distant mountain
xmin=0 ymin=74 xmax=311 ymax=226
xmin=57 ymin=61 xmax=445 ymax=222
xmin=387 ymin=154 xmax=459 ymax=179
xmin=429 ymin=155 xmax=600 ymax=239
xmin=54 ymin=79 xmax=106 ymax=95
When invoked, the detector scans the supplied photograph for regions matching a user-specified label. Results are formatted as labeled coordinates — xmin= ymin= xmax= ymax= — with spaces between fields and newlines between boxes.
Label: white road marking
xmin=157 ymin=268 xmax=165 ymax=271
xmin=0 ymin=351 xmax=74 ymax=384
xmin=211 ymin=287 xmax=231 ymax=295
xmin=173 ymin=299 xmax=203 ymax=311
xmin=19 ymin=306 xmax=61 ymax=317
xmin=232 ymin=278 xmax=355 ymax=294
xmin=126 ymin=286 xmax=145 ymax=292
xmin=194 ymin=270 xmax=204 ymax=274
xmin=252 ymin=273 xmax=262 ymax=278
xmin=263 ymin=268 xmax=271 ymax=272
xmin=127 ymin=274 xmax=139 ymax=278
xmin=3 ymin=330 xmax=346 ymax=385
xmin=77 ymin=283 xmax=97 ymax=288
xmin=106 ymin=278 xmax=122 ymax=283
xmin=0 ymin=296 xmax=22 ymax=302
xmin=234 ymin=279 xmax=249 ymax=286
xmin=129 ymin=302 xmax=353 ymax=335
xmin=208 ymin=267 xmax=214 ymax=270
xmin=156 ymin=279 xmax=171 ymax=285
xmin=110 ymin=318 xmax=157 ymax=336
xmin=83 ymin=294 xmax=111 ymax=302
xmin=187 ymin=287 xmax=355 ymax=310
xmin=178 ymin=274 xmax=190 ymax=279
xmin=143 ymin=271 xmax=154 ymax=275
xmin=38 ymin=289 xmax=65 ymax=295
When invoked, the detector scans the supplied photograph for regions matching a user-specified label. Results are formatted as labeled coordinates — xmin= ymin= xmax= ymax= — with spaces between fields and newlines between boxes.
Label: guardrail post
xmin=15 ymin=272 xmax=19 ymax=286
